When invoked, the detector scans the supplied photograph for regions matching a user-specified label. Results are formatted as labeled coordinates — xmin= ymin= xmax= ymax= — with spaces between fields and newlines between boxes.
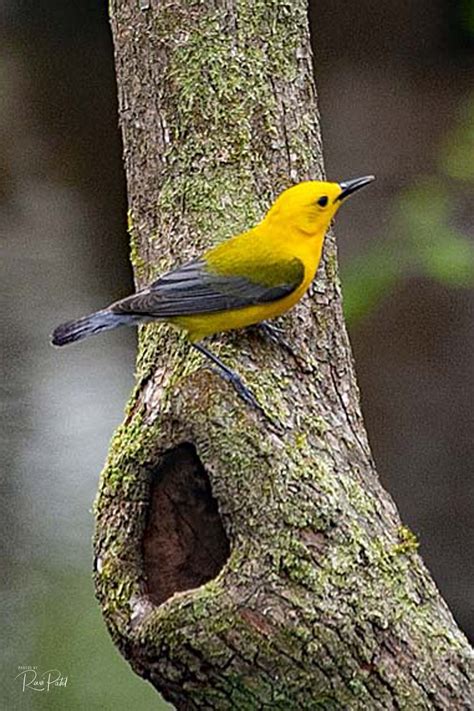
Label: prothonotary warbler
xmin=52 ymin=176 xmax=374 ymax=407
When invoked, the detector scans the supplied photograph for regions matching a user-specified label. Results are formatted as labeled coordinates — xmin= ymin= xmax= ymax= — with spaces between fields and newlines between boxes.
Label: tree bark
xmin=94 ymin=1 xmax=474 ymax=708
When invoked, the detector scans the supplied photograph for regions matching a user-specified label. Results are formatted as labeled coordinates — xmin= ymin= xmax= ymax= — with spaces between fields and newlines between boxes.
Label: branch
xmin=94 ymin=1 xmax=474 ymax=708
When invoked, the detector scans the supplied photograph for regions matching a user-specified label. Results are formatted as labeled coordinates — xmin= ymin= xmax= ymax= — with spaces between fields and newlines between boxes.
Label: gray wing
xmin=110 ymin=259 xmax=304 ymax=318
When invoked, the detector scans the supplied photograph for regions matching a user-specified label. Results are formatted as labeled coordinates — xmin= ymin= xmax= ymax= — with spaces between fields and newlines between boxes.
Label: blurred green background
xmin=1 ymin=1 xmax=472 ymax=708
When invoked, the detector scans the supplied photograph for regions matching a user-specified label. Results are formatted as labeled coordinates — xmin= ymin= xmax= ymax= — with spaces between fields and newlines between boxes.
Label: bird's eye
xmin=317 ymin=195 xmax=328 ymax=207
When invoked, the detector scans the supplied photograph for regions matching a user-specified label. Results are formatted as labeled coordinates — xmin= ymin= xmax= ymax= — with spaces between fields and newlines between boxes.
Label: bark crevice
xmin=142 ymin=442 xmax=230 ymax=607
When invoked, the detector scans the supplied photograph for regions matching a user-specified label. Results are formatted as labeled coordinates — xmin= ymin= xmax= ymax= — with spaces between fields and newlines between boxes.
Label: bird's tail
xmin=51 ymin=309 xmax=136 ymax=347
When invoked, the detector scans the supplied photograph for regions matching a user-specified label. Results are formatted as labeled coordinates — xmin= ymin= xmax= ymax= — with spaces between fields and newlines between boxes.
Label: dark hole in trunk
xmin=142 ymin=442 xmax=230 ymax=606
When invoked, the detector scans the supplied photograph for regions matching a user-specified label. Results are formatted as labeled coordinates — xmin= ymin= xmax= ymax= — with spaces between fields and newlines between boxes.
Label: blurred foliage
xmin=458 ymin=0 xmax=474 ymax=42
xmin=6 ymin=566 xmax=169 ymax=710
xmin=442 ymin=97 xmax=474 ymax=180
xmin=9 ymin=574 xmax=173 ymax=711
xmin=342 ymin=96 xmax=474 ymax=324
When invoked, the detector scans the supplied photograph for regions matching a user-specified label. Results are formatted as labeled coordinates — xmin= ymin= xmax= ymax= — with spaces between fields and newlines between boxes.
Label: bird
xmin=52 ymin=175 xmax=374 ymax=407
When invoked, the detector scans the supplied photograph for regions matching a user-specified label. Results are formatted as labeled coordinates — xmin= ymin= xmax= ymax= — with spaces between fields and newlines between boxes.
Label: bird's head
xmin=264 ymin=176 xmax=375 ymax=241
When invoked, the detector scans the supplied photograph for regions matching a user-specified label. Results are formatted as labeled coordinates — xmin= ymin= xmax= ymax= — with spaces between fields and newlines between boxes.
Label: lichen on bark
xmin=94 ymin=1 xmax=474 ymax=709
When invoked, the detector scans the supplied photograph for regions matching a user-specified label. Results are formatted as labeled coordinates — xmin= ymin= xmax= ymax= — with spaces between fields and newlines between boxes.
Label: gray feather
xmin=111 ymin=259 xmax=303 ymax=318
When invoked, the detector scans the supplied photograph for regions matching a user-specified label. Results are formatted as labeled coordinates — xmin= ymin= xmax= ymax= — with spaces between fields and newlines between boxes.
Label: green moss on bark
xmin=94 ymin=0 xmax=474 ymax=707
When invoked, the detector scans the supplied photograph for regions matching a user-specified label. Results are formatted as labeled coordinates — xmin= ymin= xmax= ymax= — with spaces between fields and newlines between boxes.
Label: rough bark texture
xmin=94 ymin=1 xmax=474 ymax=709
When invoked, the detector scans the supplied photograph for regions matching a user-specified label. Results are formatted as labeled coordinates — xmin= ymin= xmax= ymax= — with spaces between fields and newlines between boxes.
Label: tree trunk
xmin=94 ymin=1 xmax=474 ymax=708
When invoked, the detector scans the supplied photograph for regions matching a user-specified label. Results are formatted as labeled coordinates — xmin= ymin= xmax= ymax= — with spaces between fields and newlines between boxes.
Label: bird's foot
xmin=192 ymin=342 xmax=280 ymax=429
xmin=259 ymin=322 xmax=286 ymax=340
xmin=258 ymin=322 xmax=298 ymax=358
xmin=210 ymin=364 xmax=261 ymax=410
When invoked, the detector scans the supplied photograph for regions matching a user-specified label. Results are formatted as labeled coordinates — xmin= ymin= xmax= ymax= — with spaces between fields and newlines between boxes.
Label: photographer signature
xmin=15 ymin=667 xmax=68 ymax=692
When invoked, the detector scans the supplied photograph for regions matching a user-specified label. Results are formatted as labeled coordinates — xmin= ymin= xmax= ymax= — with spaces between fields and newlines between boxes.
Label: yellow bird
xmin=52 ymin=176 xmax=374 ymax=404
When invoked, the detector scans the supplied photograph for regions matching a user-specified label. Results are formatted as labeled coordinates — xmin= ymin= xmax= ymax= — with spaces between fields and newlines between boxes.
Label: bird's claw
xmin=210 ymin=365 xmax=260 ymax=410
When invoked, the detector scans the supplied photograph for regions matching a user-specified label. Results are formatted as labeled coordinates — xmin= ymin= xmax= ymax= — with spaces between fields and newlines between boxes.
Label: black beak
xmin=336 ymin=175 xmax=375 ymax=201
